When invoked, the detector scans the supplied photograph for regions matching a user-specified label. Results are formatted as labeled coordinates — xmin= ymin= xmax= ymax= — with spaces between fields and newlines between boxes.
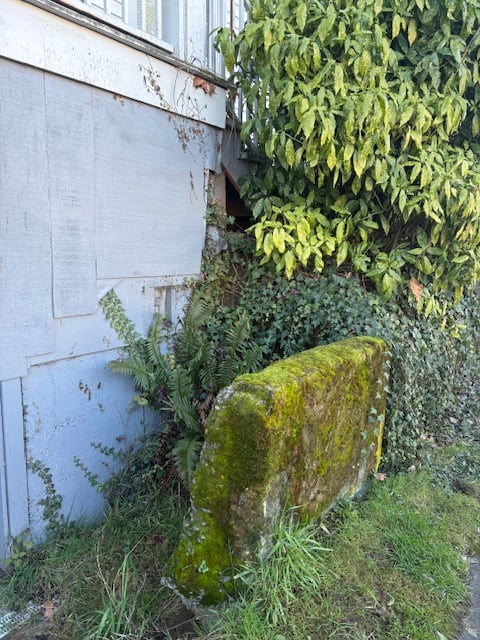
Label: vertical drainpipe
xmin=0 ymin=379 xmax=30 ymax=564
xmin=0 ymin=384 xmax=9 ymax=563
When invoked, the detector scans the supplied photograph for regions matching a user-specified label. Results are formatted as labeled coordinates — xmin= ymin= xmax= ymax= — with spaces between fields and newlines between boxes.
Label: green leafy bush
xmin=216 ymin=0 xmax=480 ymax=311
xmin=204 ymin=237 xmax=480 ymax=470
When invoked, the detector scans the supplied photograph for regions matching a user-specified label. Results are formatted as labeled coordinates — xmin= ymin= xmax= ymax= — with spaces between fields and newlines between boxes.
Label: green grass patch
xmin=2 ymin=450 xmax=479 ymax=639
xmin=208 ymin=470 xmax=480 ymax=640
xmin=0 ymin=487 xmax=187 ymax=639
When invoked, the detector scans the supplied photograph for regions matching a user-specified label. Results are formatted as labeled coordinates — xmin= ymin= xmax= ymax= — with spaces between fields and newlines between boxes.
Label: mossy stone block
xmin=167 ymin=336 xmax=388 ymax=605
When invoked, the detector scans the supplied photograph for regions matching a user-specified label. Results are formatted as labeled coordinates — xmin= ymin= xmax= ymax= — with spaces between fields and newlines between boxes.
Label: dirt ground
xmin=4 ymin=600 xmax=199 ymax=640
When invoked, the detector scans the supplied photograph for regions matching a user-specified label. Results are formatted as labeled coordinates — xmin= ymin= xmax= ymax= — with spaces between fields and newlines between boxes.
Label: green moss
xmin=167 ymin=336 xmax=388 ymax=605
xmin=168 ymin=509 xmax=234 ymax=605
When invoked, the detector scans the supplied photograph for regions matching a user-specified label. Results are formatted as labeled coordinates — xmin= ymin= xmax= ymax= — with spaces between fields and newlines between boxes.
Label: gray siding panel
xmin=0 ymin=55 xmax=221 ymax=548
xmin=23 ymin=353 xmax=156 ymax=538
xmin=93 ymin=94 xmax=206 ymax=279
xmin=45 ymin=74 xmax=97 ymax=319
xmin=0 ymin=61 xmax=54 ymax=380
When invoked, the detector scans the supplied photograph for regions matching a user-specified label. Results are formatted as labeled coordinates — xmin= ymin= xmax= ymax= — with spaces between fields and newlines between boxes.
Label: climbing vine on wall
xmin=216 ymin=0 xmax=480 ymax=313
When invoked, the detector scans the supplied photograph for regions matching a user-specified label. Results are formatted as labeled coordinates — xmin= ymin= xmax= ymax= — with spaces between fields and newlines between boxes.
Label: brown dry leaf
xmin=374 ymin=472 xmax=387 ymax=481
xmin=193 ymin=76 xmax=216 ymax=96
xmin=409 ymin=278 xmax=423 ymax=301
xmin=43 ymin=600 xmax=55 ymax=620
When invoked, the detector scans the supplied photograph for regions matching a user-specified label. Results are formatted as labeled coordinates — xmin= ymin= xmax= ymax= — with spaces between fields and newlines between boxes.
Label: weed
xmin=84 ymin=548 xmax=144 ymax=639
xmin=27 ymin=460 xmax=65 ymax=532
xmin=234 ymin=513 xmax=332 ymax=627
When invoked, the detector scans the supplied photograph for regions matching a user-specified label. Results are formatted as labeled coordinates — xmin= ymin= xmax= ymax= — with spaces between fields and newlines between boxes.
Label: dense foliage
xmin=203 ymin=236 xmax=480 ymax=470
xmin=100 ymin=289 xmax=261 ymax=487
xmin=216 ymin=0 xmax=480 ymax=312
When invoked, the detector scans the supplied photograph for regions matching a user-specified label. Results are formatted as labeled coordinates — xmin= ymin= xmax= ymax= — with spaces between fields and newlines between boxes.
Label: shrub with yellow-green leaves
xmin=216 ymin=0 xmax=480 ymax=313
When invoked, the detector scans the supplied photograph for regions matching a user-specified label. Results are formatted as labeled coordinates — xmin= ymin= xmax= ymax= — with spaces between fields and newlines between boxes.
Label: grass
xmin=1 ymin=443 xmax=479 ymax=640
xmin=206 ymin=462 xmax=480 ymax=640
xmin=1 ymin=486 xmax=187 ymax=639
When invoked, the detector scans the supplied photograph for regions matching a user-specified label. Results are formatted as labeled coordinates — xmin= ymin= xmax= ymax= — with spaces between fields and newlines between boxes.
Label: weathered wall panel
xmin=93 ymin=93 xmax=207 ymax=278
xmin=45 ymin=74 xmax=97 ymax=318
xmin=0 ymin=28 xmax=223 ymax=546
xmin=23 ymin=353 xmax=157 ymax=539
xmin=0 ymin=60 xmax=54 ymax=380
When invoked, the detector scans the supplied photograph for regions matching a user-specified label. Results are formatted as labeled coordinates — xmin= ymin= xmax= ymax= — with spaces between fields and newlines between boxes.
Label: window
xmin=38 ymin=0 xmax=248 ymax=74
xmin=208 ymin=0 xmax=249 ymax=75
xmin=78 ymin=0 xmax=177 ymax=51
xmin=79 ymin=0 xmax=248 ymax=69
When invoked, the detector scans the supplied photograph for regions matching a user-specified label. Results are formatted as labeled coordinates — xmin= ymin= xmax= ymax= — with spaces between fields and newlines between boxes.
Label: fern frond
xmin=165 ymin=365 xmax=200 ymax=431
xmin=225 ymin=312 xmax=251 ymax=354
xmin=167 ymin=366 xmax=195 ymax=401
xmin=172 ymin=432 xmax=203 ymax=486
xmin=107 ymin=357 xmax=155 ymax=392
xmin=146 ymin=314 xmax=170 ymax=367
xmin=242 ymin=341 xmax=263 ymax=373
xmin=186 ymin=341 xmax=213 ymax=391
xmin=208 ymin=313 xmax=261 ymax=391
xmin=213 ymin=356 xmax=238 ymax=391
xmin=198 ymin=351 xmax=220 ymax=393
xmin=166 ymin=396 xmax=199 ymax=432
xmin=175 ymin=290 xmax=213 ymax=366
xmin=183 ymin=289 xmax=213 ymax=327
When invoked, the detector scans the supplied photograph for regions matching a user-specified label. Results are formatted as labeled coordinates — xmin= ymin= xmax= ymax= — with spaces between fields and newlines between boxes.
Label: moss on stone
xmin=167 ymin=336 xmax=388 ymax=605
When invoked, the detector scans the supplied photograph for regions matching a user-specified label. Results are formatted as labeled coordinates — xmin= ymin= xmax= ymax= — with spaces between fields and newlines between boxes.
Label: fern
xmin=171 ymin=433 xmax=203 ymax=487
xmin=102 ymin=286 xmax=262 ymax=488
xmin=145 ymin=315 xmax=170 ymax=367
xmin=107 ymin=357 xmax=156 ymax=394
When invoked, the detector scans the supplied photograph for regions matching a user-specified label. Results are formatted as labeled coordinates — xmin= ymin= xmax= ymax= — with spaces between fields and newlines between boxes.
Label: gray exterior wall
xmin=0 ymin=55 xmax=223 ymax=555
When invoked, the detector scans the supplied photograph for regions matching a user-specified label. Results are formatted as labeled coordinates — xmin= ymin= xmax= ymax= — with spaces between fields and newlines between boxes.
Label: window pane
xmin=145 ymin=0 xmax=160 ymax=37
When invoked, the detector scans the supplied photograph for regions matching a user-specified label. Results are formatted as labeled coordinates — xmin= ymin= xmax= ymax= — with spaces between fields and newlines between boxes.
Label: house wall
xmin=0 ymin=0 xmax=226 ymax=555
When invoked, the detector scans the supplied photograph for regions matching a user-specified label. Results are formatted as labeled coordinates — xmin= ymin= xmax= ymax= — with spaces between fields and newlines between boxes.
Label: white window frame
xmin=22 ymin=0 xmax=243 ymax=76
xmin=51 ymin=0 xmax=176 ymax=53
